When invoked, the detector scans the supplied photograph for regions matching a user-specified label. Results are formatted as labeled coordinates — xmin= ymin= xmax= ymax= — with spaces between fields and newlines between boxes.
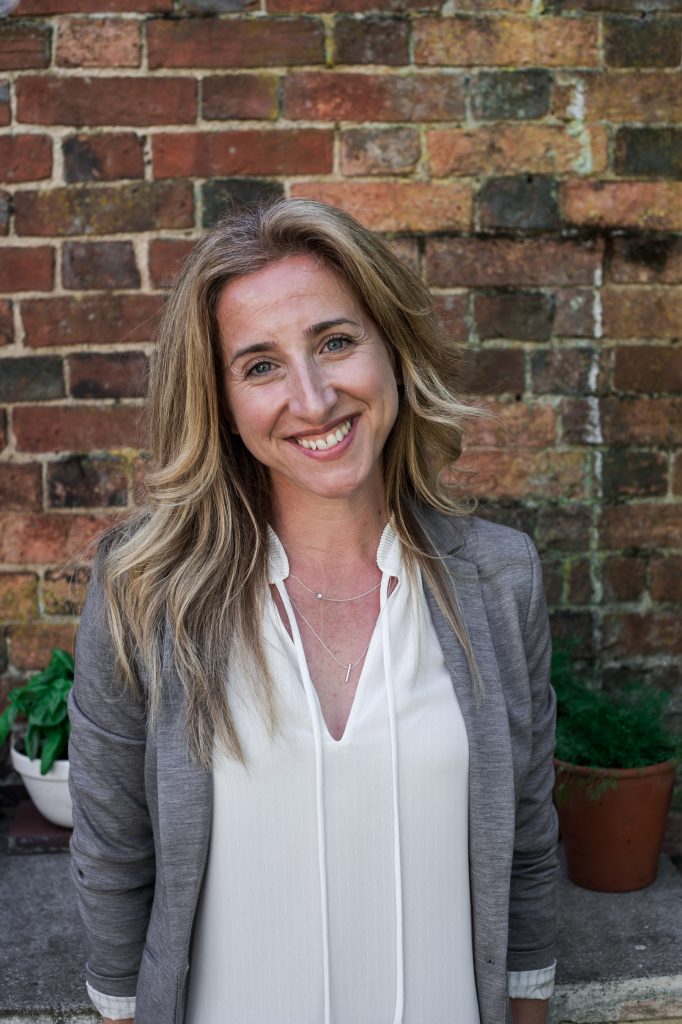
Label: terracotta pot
xmin=553 ymin=757 xmax=676 ymax=892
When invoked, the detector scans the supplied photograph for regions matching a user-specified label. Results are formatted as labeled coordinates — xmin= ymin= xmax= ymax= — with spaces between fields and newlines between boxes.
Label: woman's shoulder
xmin=415 ymin=505 xmax=536 ymax=575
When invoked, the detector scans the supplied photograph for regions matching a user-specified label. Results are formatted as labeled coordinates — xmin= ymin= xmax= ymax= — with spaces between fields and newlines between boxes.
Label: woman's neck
xmin=272 ymin=489 xmax=388 ymax=576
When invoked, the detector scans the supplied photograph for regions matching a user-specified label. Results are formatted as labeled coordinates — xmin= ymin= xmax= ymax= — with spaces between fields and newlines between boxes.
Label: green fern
xmin=551 ymin=639 xmax=680 ymax=770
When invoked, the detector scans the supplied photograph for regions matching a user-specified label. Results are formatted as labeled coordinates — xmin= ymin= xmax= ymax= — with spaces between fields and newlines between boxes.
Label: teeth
xmin=296 ymin=418 xmax=352 ymax=451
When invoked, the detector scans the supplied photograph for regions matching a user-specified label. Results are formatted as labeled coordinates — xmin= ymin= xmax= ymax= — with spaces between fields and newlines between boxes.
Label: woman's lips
xmin=288 ymin=416 xmax=358 ymax=458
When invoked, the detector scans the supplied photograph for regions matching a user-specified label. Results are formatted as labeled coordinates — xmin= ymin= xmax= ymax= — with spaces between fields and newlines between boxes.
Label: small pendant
xmin=316 ymin=592 xmax=323 ymax=600
xmin=344 ymin=663 xmax=352 ymax=684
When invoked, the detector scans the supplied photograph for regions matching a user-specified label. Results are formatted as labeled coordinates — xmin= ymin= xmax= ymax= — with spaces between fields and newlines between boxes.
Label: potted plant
xmin=552 ymin=639 xmax=680 ymax=893
xmin=0 ymin=648 xmax=74 ymax=829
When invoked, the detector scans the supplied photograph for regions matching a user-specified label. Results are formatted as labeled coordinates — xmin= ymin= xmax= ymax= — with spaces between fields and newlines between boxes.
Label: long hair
xmin=101 ymin=198 xmax=493 ymax=769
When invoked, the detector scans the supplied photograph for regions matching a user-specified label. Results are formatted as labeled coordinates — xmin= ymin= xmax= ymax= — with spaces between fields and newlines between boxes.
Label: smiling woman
xmin=68 ymin=199 xmax=559 ymax=1024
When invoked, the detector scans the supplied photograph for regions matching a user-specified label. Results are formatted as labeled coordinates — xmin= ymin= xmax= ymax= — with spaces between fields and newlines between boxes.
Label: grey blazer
xmin=68 ymin=508 xmax=559 ymax=1024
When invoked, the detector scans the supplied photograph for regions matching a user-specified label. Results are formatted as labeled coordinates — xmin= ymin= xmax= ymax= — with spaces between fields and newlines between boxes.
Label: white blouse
xmin=87 ymin=524 xmax=555 ymax=1022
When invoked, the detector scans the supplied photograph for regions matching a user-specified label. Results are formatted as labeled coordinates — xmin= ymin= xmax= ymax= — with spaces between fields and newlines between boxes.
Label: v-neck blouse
xmin=183 ymin=523 xmax=480 ymax=1024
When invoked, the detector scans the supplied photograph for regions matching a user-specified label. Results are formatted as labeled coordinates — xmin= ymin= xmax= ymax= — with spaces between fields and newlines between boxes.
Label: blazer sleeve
xmin=506 ymin=533 xmax=559 ymax=973
xmin=68 ymin=546 xmax=156 ymax=1000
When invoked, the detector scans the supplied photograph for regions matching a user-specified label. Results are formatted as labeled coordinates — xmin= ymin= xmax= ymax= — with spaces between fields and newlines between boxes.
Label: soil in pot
xmin=554 ymin=758 xmax=676 ymax=892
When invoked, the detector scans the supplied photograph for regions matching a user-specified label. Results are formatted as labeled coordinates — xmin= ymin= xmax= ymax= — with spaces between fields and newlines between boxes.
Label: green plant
xmin=551 ymin=639 xmax=681 ymax=770
xmin=0 ymin=649 xmax=74 ymax=775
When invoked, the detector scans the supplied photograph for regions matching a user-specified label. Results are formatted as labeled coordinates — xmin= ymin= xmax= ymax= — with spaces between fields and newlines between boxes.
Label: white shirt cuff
xmin=507 ymin=960 xmax=556 ymax=999
xmin=86 ymin=981 xmax=137 ymax=1019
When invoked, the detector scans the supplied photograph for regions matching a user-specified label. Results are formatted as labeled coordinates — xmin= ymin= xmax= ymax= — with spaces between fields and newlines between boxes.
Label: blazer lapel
xmin=418 ymin=512 xmax=515 ymax=1010
xmin=156 ymin=641 xmax=213 ymax=963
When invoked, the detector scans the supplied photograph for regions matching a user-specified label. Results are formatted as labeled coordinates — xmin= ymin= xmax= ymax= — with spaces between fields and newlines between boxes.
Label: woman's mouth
xmin=294 ymin=418 xmax=353 ymax=451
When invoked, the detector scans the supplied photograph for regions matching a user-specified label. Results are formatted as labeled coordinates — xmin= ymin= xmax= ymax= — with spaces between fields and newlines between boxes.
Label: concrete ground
xmin=1 ymin=810 xmax=681 ymax=1024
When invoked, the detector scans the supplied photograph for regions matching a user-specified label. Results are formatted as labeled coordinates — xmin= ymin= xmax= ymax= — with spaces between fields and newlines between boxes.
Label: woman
xmin=69 ymin=198 xmax=558 ymax=1024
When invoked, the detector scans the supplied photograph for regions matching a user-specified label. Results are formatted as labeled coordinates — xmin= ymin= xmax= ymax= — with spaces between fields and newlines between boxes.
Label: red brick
xmin=0 ymin=355 xmax=64 ymax=402
xmin=0 ymin=464 xmax=42 ymax=512
xmin=453 ymin=449 xmax=585 ymax=500
xmin=340 ymin=127 xmax=421 ymax=176
xmin=463 ymin=400 xmax=558 ymax=449
xmin=0 ymin=135 xmax=52 ymax=183
xmin=48 ymin=456 xmax=128 ymax=509
xmin=0 ymin=190 xmax=8 ymax=235
xmin=609 ymin=236 xmax=682 ymax=285
xmin=334 ymin=14 xmax=410 ymax=65
xmin=433 ymin=294 xmax=468 ymax=343
xmin=68 ymin=352 xmax=148 ymax=399
xmin=14 ymin=182 xmax=193 ymax=236
xmin=57 ymin=17 xmax=140 ymax=67
xmin=603 ymin=287 xmax=682 ymax=340
xmin=0 ymin=22 xmax=51 ymax=70
xmin=0 ymin=512 xmax=114 ymax=564
xmin=21 ymin=294 xmax=162 ymax=348
xmin=651 ymin=555 xmax=682 ymax=602
xmin=0 ymin=83 xmax=9 ymax=127
xmin=42 ymin=566 xmax=90 ymax=616
xmin=0 ymin=574 xmax=39 ymax=622
xmin=62 ymin=241 xmax=140 ymax=290
xmin=602 ymin=555 xmax=647 ymax=603
xmin=567 ymin=560 xmax=592 ymax=605
xmin=16 ymin=75 xmax=196 ymax=126
xmin=602 ymin=397 xmax=682 ymax=446
xmin=0 ymin=300 xmax=13 ymax=346
xmin=462 ymin=347 xmax=525 ymax=396
xmin=531 ymin=347 xmax=596 ymax=396
xmin=425 ymin=236 xmax=603 ymax=288
xmin=202 ymin=74 xmax=279 ymax=121
xmin=603 ymin=612 xmax=682 ymax=658
xmin=553 ymin=288 xmax=599 ymax=339
xmin=16 ymin=0 xmax=170 ymax=11
xmin=268 ymin=0 xmax=438 ymax=10
xmin=614 ymin=345 xmax=682 ymax=393
xmin=428 ymin=124 xmax=607 ymax=177
xmin=602 ymin=449 xmax=668 ymax=501
xmin=601 ymin=504 xmax=682 ymax=550
xmin=147 ymin=17 xmax=324 ymax=69
xmin=152 ymin=129 xmax=333 ymax=179
xmin=0 ymin=247 xmax=53 ymax=292
xmin=10 ymin=624 xmax=77 ymax=671
xmin=564 ymin=182 xmax=682 ymax=232
xmin=475 ymin=290 xmax=554 ymax=341
xmin=13 ymin=405 xmax=145 ymax=453
xmin=291 ymin=181 xmax=471 ymax=233
xmin=414 ymin=16 xmax=599 ymax=67
xmin=63 ymin=132 xmax=145 ymax=183
xmin=582 ymin=71 xmax=682 ymax=122
xmin=148 ymin=239 xmax=195 ymax=288
xmin=284 ymin=71 xmax=465 ymax=122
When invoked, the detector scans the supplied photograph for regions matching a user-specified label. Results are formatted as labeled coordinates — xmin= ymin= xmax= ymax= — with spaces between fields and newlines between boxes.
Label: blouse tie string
xmin=269 ymin=523 xmax=404 ymax=1024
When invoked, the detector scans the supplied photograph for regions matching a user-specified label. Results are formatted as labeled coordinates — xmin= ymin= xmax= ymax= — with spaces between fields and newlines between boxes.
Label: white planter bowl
xmin=11 ymin=744 xmax=73 ymax=829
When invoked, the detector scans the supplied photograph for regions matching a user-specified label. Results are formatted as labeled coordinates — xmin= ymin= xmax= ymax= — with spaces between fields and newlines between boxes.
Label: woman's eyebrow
xmin=304 ymin=317 xmax=360 ymax=337
xmin=230 ymin=319 xmax=361 ymax=366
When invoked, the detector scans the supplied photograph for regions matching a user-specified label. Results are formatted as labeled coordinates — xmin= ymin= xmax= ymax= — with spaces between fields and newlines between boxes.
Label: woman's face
xmin=217 ymin=253 xmax=400 ymax=509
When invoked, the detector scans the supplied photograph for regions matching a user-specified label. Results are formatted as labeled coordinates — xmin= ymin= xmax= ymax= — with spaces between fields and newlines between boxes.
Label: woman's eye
xmin=323 ymin=335 xmax=351 ymax=353
xmin=246 ymin=360 xmax=274 ymax=377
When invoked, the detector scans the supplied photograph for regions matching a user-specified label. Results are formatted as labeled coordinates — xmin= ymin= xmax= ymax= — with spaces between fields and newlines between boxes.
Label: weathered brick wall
xmin=0 ymin=0 xmax=680 ymax=729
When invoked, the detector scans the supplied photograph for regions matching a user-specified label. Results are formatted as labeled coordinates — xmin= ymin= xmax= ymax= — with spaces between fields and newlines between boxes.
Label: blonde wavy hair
xmin=101 ymin=198 xmax=493 ymax=769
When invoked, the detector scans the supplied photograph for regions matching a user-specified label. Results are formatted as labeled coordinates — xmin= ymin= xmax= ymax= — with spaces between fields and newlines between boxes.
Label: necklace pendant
xmin=344 ymin=663 xmax=352 ymax=684
xmin=316 ymin=593 xmax=323 ymax=600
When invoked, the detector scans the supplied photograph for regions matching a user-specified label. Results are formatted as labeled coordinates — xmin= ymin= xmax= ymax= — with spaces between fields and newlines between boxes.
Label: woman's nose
xmin=287 ymin=361 xmax=337 ymax=421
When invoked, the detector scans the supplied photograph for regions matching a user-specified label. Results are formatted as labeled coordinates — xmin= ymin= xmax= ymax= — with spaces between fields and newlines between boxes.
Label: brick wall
xmin=0 ymin=0 xmax=681 ymax=730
